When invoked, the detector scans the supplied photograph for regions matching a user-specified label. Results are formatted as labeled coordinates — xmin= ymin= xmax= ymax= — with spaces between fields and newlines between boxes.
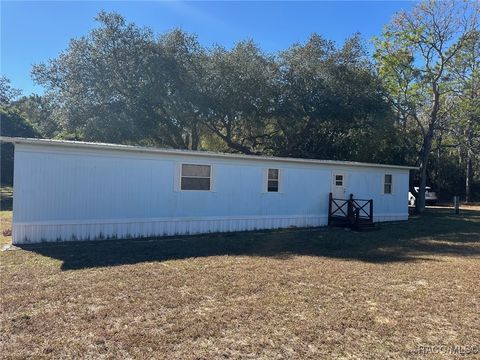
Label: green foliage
xmin=0 ymin=106 xmax=39 ymax=138
xmin=13 ymin=94 xmax=59 ymax=138
xmin=33 ymin=12 xmax=204 ymax=149
xmin=0 ymin=105 xmax=40 ymax=185
xmin=0 ymin=76 xmax=21 ymax=104
xmin=199 ymin=41 xmax=277 ymax=154
xmin=272 ymin=34 xmax=398 ymax=163
xmin=32 ymin=11 xmax=401 ymax=163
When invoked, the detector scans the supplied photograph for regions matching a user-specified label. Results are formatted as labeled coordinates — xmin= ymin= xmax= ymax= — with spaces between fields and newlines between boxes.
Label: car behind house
xmin=408 ymin=186 xmax=438 ymax=206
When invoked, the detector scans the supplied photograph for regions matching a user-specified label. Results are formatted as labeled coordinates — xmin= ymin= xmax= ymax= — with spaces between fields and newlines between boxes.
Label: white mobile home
xmin=2 ymin=137 xmax=416 ymax=244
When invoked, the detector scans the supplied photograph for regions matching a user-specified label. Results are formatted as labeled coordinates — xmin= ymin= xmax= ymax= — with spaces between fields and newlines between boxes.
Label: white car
xmin=408 ymin=186 xmax=438 ymax=206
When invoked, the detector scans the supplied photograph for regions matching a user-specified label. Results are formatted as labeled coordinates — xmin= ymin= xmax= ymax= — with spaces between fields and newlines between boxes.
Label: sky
xmin=1 ymin=1 xmax=413 ymax=95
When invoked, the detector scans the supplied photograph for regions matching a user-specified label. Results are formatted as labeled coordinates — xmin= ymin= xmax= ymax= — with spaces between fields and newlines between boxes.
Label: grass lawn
xmin=0 ymin=211 xmax=13 ymax=247
xmin=1 ymin=208 xmax=479 ymax=359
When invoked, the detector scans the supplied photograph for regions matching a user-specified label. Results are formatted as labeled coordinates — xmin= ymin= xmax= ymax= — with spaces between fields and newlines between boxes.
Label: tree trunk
xmin=417 ymin=85 xmax=440 ymax=213
xmin=465 ymin=121 xmax=473 ymax=203
xmin=416 ymin=129 xmax=434 ymax=212
xmin=436 ymin=130 xmax=442 ymax=193
xmin=208 ymin=119 xmax=256 ymax=155
xmin=465 ymin=155 xmax=472 ymax=203
xmin=191 ymin=124 xmax=199 ymax=150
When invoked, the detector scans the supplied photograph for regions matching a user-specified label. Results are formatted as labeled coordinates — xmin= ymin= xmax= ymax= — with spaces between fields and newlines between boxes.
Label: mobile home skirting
xmin=12 ymin=213 xmax=409 ymax=244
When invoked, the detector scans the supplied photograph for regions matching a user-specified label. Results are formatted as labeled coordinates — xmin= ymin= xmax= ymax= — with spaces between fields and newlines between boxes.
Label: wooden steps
xmin=329 ymin=216 xmax=376 ymax=231
xmin=352 ymin=219 xmax=376 ymax=231
xmin=328 ymin=193 xmax=376 ymax=231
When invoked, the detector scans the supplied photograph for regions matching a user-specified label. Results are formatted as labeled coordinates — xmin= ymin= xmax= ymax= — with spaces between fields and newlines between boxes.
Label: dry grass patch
xmin=0 ymin=210 xmax=12 ymax=247
xmin=1 ymin=186 xmax=13 ymax=247
xmin=1 ymin=208 xmax=479 ymax=359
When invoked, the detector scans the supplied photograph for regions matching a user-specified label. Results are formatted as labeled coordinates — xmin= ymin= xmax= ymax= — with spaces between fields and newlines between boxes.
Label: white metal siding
xmin=12 ymin=143 xmax=410 ymax=244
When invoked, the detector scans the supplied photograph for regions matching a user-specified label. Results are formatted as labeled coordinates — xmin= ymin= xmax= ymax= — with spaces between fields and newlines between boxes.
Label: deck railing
xmin=328 ymin=193 xmax=373 ymax=227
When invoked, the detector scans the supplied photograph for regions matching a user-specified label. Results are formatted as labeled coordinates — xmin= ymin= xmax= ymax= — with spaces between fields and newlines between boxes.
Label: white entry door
xmin=332 ymin=173 xmax=346 ymax=199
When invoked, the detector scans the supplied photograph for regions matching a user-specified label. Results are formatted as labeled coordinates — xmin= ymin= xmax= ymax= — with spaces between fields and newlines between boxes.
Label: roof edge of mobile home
xmin=0 ymin=136 xmax=418 ymax=170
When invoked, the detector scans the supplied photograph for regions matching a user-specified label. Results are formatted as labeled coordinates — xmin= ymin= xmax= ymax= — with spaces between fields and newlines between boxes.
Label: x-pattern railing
xmin=330 ymin=198 xmax=349 ymax=217
xmin=328 ymin=193 xmax=373 ymax=227
xmin=352 ymin=199 xmax=371 ymax=219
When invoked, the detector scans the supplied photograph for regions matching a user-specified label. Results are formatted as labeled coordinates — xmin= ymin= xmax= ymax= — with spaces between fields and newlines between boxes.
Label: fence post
xmin=328 ymin=192 xmax=332 ymax=226
xmin=453 ymin=196 xmax=460 ymax=215
xmin=348 ymin=194 xmax=354 ymax=219
xmin=370 ymin=199 xmax=374 ymax=222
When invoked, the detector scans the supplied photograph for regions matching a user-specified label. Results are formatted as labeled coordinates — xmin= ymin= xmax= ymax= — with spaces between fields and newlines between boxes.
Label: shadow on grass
xmin=19 ymin=208 xmax=480 ymax=270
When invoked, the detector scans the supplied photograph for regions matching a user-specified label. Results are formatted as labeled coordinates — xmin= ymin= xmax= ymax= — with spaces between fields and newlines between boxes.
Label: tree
xmin=14 ymin=94 xmax=59 ymax=138
xmin=375 ymin=0 xmax=479 ymax=211
xmin=0 ymin=78 xmax=39 ymax=185
xmin=199 ymin=41 xmax=277 ymax=154
xmin=32 ymin=12 xmax=205 ymax=149
xmin=0 ymin=76 xmax=21 ymax=105
xmin=157 ymin=29 xmax=206 ymax=150
xmin=446 ymin=30 xmax=480 ymax=202
xmin=0 ymin=106 xmax=39 ymax=139
xmin=272 ymin=34 xmax=398 ymax=162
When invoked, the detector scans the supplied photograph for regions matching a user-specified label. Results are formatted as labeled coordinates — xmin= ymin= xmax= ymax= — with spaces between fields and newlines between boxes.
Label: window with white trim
xmin=384 ymin=174 xmax=393 ymax=194
xmin=181 ymin=164 xmax=211 ymax=190
xmin=267 ymin=168 xmax=279 ymax=192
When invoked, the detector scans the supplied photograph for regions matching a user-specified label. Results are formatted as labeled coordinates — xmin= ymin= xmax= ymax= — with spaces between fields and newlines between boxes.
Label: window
xmin=267 ymin=168 xmax=279 ymax=192
xmin=384 ymin=174 xmax=393 ymax=194
xmin=334 ymin=174 xmax=344 ymax=186
xmin=181 ymin=164 xmax=211 ymax=190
